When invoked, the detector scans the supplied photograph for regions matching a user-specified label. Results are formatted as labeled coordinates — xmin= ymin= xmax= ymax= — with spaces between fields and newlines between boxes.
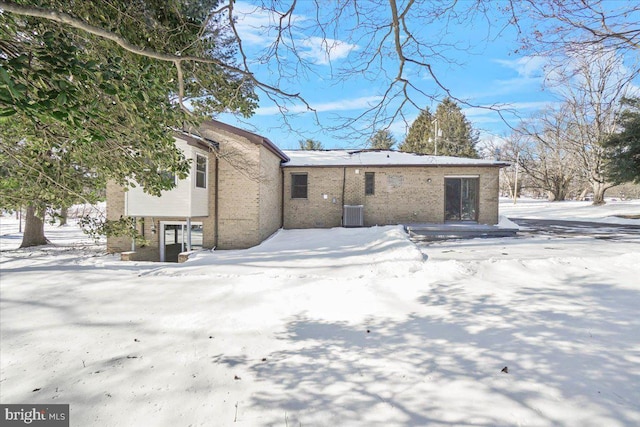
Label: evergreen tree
xmin=399 ymin=108 xmax=434 ymax=154
xmin=0 ymin=1 xmax=256 ymax=247
xmin=298 ymin=139 xmax=324 ymax=150
xmin=368 ymin=130 xmax=396 ymax=150
xmin=400 ymin=99 xmax=479 ymax=157
xmin=605 ymin=98 xmax=640 ymax=184
xmin=434 ymin=98 xmax=479 ymax=158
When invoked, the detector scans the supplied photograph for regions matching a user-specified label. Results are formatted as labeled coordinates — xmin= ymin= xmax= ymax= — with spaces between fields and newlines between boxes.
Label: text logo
xmin=1 ymin=405 xmax=69 ymax=427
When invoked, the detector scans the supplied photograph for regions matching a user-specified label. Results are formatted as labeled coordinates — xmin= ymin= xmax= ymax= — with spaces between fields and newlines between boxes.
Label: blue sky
xmin=215 ymin=2 xmax=577 ymax=151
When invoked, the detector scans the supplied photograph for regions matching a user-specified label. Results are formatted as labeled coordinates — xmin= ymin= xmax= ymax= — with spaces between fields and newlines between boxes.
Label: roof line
xmin=173 ymin=130 xmax=218 ymax=150
xmin=282 ymin=163 xmax=510 ymax=168
xmin=202 ymin=119 xmax=290 ymax=162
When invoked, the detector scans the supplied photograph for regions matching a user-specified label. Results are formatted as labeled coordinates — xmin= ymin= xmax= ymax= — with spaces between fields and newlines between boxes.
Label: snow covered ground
xmin=1 ymin=199 xmax=639 ymax=426
xmin=500 ymin=196 xmax=640 ymax=224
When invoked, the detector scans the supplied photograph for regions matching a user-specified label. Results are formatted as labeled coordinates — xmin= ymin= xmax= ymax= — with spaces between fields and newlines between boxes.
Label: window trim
xmin=365 ymin=172 xmax=375 ymax=195
xmin=291 ymin=173 xmax=308 ymax=199
xmin=195 ymin=153 xmax=207 ymax=189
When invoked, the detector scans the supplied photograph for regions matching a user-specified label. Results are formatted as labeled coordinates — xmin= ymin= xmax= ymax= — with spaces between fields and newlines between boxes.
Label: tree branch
xmin=0 ymin=0 xmax=311 ymax=114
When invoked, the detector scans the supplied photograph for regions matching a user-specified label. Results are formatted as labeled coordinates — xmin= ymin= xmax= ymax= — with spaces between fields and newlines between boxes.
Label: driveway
xmin=509 ymin=218 xmax=640 ymax=240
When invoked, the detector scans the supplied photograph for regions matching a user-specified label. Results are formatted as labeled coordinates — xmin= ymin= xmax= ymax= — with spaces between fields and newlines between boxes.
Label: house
xmin=107 ymin=120 xmax=509 ymax=262
xmin=282 ymin=150 xmax=508 ymax=228
xmin=106 ymin=120 xmax=289 ymax=261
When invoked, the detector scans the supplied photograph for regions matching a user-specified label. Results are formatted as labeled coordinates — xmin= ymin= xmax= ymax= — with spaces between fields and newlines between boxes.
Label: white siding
xmin=125 ymin=138 xmax=210 ymax=218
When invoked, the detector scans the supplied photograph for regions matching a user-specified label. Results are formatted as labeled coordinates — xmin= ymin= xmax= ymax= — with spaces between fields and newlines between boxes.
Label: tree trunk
xmin=548 ymin=179 xmax=570 ymax=201
xmin=556 ymin=186 xmax=568 ymax=201
xmin=591 ymin=182 xmax=608 ymax=206
xmin=59 ymin=206 xmax=68 ymax=226
xmin=577 ymin=188 xmax=589 ymax=201
xmin=20 ymin=205 xmax=49 ymax=248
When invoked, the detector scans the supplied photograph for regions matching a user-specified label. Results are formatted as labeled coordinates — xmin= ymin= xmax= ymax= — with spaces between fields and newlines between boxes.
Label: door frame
xmin=159 ymin=220 xmax=203 ymax=262
xmin=444 ymin=175 xmax=480 ymax=222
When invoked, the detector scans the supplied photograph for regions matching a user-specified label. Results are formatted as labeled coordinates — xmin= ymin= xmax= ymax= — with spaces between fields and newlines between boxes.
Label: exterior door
xmin=445 ymin=178 xmax=479 ymax=221
xmin=159 ymin=221 xmax=203 ymax=262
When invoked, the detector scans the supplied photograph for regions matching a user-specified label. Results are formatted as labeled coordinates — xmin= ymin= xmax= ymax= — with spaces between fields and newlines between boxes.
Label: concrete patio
xmin=405 ymin=220 xmax=519 ymax=241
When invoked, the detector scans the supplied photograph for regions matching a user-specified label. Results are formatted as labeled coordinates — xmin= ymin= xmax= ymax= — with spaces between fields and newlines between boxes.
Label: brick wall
xmin=201 ymin=149 xmax=217 ymax=249
xmin=105 ymin=181 xmax=130 ymax=253
xmin=283 ymin=167 xmax=344 ymax=228
xmin=258 ymin=145 xmax=284 ymax=241
xmin=106 ymin=128 xmax=287 ymax=258
xmin=283 ymin=165 xmax=501 ymax=228
xmin=107 ymin=123 xmax=502 ymax=260
xmin=203 ymin=127 xmax=262 ymax=249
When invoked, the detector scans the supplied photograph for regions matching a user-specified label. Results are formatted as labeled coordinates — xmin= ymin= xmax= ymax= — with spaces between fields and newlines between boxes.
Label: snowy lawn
xmin=1 ymin=200 xmax=639 ymax=426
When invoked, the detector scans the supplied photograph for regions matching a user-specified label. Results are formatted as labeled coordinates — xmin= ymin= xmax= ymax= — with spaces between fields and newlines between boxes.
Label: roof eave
xmin=282 ymin=162 xmax=511 ymax=168
xmin=203 ymin=119 xmax=290 ymax=162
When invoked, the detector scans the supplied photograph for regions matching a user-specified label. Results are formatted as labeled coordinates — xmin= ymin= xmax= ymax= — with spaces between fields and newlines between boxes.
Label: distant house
xmin=107 ymin=120 xmax=508 ymax=262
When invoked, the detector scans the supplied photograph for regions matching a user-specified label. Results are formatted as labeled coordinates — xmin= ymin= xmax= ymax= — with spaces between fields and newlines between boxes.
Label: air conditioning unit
xmin=343 ymin=205 xmax=364 ymax=227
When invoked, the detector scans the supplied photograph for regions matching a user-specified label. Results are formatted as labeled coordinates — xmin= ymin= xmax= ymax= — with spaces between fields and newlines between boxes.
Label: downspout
xmin=131 ymin=216 xmax=136 ymax=252
xmin=341 ymin=167 xmax=346 ymax=226
xmin=186 ymin=217 xmax=192 ymax=251
xmin=214 ymin=155 xmax=219 ymax=248
xmin=280 ymin=167 xmax=285 ymax=228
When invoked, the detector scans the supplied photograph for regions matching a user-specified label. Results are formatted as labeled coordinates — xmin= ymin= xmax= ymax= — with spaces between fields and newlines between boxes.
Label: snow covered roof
xmin=173 ymin=130 xmax=219 ymax=150
xmin=282 ymin=150 xmax=509 ymax=168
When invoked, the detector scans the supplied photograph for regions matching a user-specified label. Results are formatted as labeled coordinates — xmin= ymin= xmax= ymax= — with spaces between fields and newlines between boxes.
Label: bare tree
xmin=3 ymin=0 xmax=638 ymax=139
xmin=552 ymin=46 xmax=634 ymax=205
xmin=226 ymin=1 xmax=513 ymax=135
xmin=482 ymin=135 xmax=518 ymax=198
xmin=514 ymin=107 xmax=582 ymax=201
xmin=226 ymin=0 xmax=640 ymax=137
xmin=509 ymin=0 xmax=640 ymax=56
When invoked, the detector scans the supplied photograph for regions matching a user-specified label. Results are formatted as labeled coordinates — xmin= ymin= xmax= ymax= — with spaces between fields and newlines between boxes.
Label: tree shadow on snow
xmin=243 ymin=276 xmax=640 ymax=426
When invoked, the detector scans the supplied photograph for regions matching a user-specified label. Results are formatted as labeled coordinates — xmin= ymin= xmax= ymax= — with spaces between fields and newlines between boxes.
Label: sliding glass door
xmin=445 ymin=178 xmax=479 ymax=221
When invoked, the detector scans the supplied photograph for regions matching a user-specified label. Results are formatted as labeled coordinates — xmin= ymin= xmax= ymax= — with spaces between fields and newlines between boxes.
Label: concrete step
xmin=405 ymin=223 xmax=518 ymax=241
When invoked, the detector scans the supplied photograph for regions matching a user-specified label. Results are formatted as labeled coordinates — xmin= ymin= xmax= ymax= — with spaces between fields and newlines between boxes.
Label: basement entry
xmin=159 ymin=221 xmax=203 ymax=262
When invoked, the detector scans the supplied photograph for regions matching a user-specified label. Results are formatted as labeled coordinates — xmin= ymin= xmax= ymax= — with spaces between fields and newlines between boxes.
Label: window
xmin=195 ymin=154 xmax=207 ymax=188
xmin=365 ymin=172 xmax=375 ymax=195
xmin=291 ymin=173 xmax=308 ymax=199
xmin=159 ymin=170 xmax=177 ymax=186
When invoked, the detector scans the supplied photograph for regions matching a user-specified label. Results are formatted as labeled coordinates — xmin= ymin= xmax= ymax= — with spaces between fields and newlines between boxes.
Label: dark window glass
xmin=196 ymin=154 xmax=207 ymax=188
xmin=160 ymin=170 xmax=176 ymax=185
xmin=365 ymin=172 xmax=375 ymax=195
xmin=445 ymin=177 xmax=478 ymax=221
xmin=291 ymin=173 xmax=308 ymax=199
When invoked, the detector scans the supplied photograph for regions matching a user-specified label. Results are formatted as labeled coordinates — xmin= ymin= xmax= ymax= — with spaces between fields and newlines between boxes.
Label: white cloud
xmin=627 ymin=82 xmax=640 ymax=98
xmin=494 ymin=56 xmax=546 ymax=78
xmin=462 ymin=57 xmax=548 ymax=101
xmin=255 ymin=95 xmax=383 ymax=116
xmin=299 ymin=37 xmax=358 ymax=65
xmin=232 ymin=1 xmax=308 ymax=47
xmin=232 ymin=2 xmax=357 ymax=66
